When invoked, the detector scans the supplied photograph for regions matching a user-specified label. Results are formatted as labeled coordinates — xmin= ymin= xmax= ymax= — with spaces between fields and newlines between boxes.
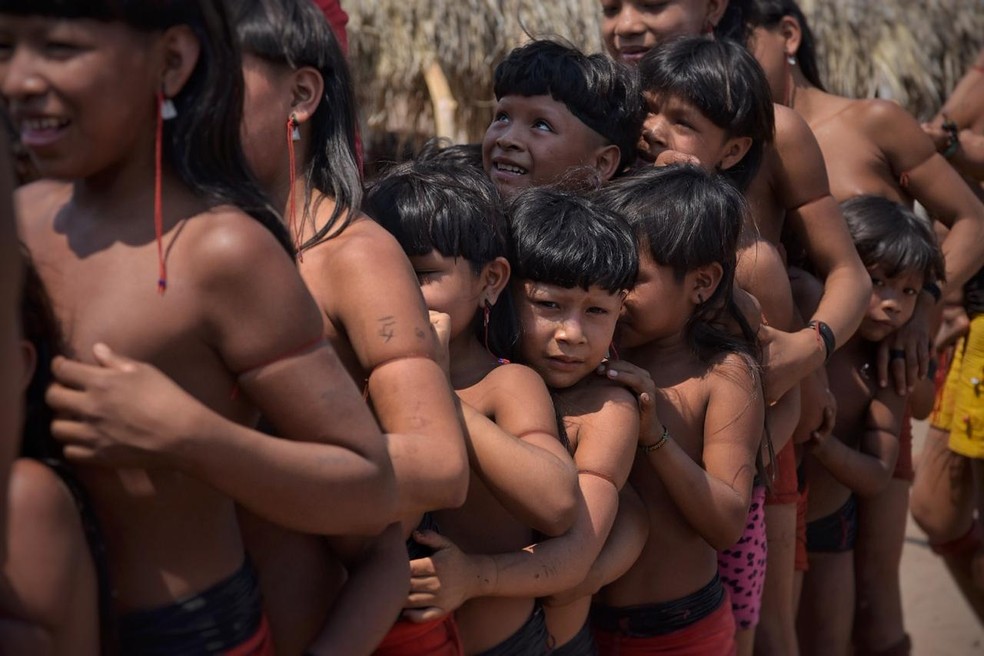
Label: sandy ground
xmin=902 ymin=422 xmax=983 ymax=655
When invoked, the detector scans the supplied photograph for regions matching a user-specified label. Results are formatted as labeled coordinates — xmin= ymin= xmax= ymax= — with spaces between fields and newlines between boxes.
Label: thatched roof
xmin=800 ymin=0 xmax=984 ymax=119
xmin=346 ymin=0 xmax=984 ymax=156
xmin=348 ymin=0 xmax=602 ymax=151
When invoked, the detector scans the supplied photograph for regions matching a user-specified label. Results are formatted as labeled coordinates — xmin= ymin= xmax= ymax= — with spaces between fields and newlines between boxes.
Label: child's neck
xmin=449 ymin=332 xmax=500 ymax=390
xmin=628 ymin=329 xmax=689 ymax=360
xmin=71 ymin=157 xmax=186 ymax=228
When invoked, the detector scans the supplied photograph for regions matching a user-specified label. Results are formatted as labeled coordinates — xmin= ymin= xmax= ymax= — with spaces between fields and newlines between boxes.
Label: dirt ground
xmin=902 ymin=422 xmax=983 ymax=654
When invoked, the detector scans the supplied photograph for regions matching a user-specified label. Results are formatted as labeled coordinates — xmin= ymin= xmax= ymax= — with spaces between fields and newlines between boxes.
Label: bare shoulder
xmin=708 ymin=351 xmax=761 ymax=393
xmin=774 ymin=104 xmax=817 ymax=150
xmin=559 ymin=377 xmax=638 ymax=422
xmin=479 ymin=362 xmax=554 ymax=410
xmin=182 ymin=205 xmax=296 ymax=286
xmin=7 ymin=459 xmax=81 ymax=533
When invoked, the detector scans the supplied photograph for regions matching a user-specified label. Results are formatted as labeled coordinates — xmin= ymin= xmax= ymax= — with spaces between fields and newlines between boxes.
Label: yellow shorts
xmin=932 ymin=314 xmax=984 ymax=459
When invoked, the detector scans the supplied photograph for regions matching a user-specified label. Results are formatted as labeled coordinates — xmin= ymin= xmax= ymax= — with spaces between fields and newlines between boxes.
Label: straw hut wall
xmin=346 ymin=0 xmax=984 ymax=164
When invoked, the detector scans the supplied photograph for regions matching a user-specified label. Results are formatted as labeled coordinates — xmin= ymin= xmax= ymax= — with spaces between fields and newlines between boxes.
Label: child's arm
xmin=543 ymin=483 xmax=649 ymax=606
xmin=807 ymin=389 xmax=903 ymax=497
xmin=459 ymin=366 xmax=578 ymax=537
xmin=403 ymin=388 xmax=639 ymax=619
xmin=871 ymin=101 xmax=984 ymax=392
xmin=47 ymin=220 xmax=398 ymax=536
xmin=305 ymin=525 xmax=409 ymax=656
xmin=601 ymin=356 xmax=764 ymax=549
xmin=768 ymin=106 xmax=871 ymax=399
xmin=306 ymin=232 xmax=469 ymax=516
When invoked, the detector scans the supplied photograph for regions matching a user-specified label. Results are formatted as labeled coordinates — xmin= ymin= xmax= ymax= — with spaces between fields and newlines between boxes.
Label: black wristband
xmin=809 ymin=320 xmax=836 ymax=363
xmin=923 ymin=281 xmax=942 ymax=303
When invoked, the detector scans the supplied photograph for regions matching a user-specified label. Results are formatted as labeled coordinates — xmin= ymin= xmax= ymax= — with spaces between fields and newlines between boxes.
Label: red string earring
xmin=154 ymin=90 xmax=175 ymax=295
xmin=286 ymin=113 xmax=302 ymax=259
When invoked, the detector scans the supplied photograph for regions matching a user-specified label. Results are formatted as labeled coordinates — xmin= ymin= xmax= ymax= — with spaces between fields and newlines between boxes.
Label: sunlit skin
xmin=857 ymin=266 xmax=923 ymax=344
xmin=599 ymin=0 xmax=727 ymax=66
xmin=516 ymin=281 xmax=625 ymax=389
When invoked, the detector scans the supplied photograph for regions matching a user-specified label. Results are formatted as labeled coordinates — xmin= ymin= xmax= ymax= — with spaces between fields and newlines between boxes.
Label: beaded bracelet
xmin=639 ymin=425 xmax=671 ymax=454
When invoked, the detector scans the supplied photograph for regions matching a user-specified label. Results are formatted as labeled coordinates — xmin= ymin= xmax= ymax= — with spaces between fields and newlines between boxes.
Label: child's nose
xmin=614 ymin=5 xmax=646 ymax=36
xmin=0 ymin=48 xmax=46 ymax=101
xmin=557 ymin=318 xmax=586 ymax=343
xmin=642 ymin=115 xmax=668 ymax=148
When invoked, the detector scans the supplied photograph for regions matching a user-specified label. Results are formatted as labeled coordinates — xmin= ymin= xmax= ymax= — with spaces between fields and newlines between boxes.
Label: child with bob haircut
xmin=593 ymin=165 xmax=765 ymax=656
xmin=792 ymin=196 xmax=945 ymax=656
xmin=405 ymin=186 xmax=644 ymax=656
xmin=484 ymin=38 xmax=644 ymax=197
xmin=369 ymin=159 xmax=581 ymax=655
xmin=637 ymin=37 xmax=802 ymax=655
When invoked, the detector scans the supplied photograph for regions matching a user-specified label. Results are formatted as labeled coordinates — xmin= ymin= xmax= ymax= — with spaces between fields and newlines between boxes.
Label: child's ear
xmin=705 ymin=0 xmax=730 ymax=31
xmin=778 ymin=15 xmax=803 ymax=57
xmin=289 ymin=66 xmax=325 ymax=125
xmin=19 ymin=340 xmax=36 ymax=394
xmin=689 ymin=262 xmax=724 ymax=304
xmin=718 ymin=136 xmax=753 ymax=172
xmin=481 ymin=257 xmax=512 ymax=306
xmin=159 ymin=25 xmax=202 ymax=100
xmin=594 ymin=144 xmax=622 ymax=182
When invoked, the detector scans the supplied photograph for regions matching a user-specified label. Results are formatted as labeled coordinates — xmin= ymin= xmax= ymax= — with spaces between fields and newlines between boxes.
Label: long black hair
xmin=722 ymin=0 xmax=826 ymax=91
xmin=0 ymin=0 xmax=292 ymax=256
xmin=232 ymin=0 xmax=362 ymax=251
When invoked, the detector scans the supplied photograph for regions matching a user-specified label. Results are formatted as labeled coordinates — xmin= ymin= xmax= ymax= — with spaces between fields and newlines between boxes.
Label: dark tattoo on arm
xmin=378 ymin=316 xmax=396 ymax=342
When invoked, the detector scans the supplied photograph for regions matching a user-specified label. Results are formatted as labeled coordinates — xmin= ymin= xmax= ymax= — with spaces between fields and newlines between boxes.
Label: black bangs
xmin=638 ymin=37 xmax=774 ymax=192
xmin=509 ymin=187 xmax=637 ymax=294
xmin=0 ymin=0 xmax=198 ymax=30
xmin=841 ymin=196 xmax=945 ymax=285
xmin=493 ymin=39 xmax=644 ymax=173
xmin=366 ymin=159 xmax=507 ymax=268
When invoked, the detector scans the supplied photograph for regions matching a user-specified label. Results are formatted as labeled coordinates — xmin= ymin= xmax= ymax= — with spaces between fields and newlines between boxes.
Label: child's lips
xmin=492 ymin=160 xmax=528 ymax=176
xmin=17 ymin=115 xmax=70 ymax=148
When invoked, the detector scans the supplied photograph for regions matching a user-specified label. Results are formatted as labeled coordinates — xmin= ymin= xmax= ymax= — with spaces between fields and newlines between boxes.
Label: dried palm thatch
xmin=347 ymin=0 xmax=984 ymax=163
xmin=348 ymin=0 xmax=602 ymax=154
xmin=798 ymin=0 xmax=984 ymax=119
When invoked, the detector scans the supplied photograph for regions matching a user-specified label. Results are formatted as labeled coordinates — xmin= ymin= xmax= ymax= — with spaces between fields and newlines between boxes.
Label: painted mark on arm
xmin=378 ymin=316 xmax=396 ymax=342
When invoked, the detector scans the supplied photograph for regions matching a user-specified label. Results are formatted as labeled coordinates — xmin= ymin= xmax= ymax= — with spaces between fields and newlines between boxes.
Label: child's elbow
xmin=707 ymin=508 xmax=750 ymax=550
xmin=856 ymin=467 xmax=893 ymax=498
xmin=433 ymin=452 xmax=470 ymax=510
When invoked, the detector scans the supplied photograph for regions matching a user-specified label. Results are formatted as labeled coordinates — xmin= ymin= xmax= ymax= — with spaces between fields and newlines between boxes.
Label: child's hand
xmin=805 ymin=403 xmax=836 ymax=455
xmin=404 ymin=530 xmax=486 ymax=622
xmin=428 ymin=311 xmax=452 ymax=378
xmin=876 ymin=299 xmax=931 ymax=394
xmin=652 ymin=150 xmax=702 ymax=168
xmin=46 ymin=343 xmax=200 ymax=468
xmin=597 ymin=360 xmax=665 ymax=446
xmin=935 ymin=304 xmax=969 ymax=350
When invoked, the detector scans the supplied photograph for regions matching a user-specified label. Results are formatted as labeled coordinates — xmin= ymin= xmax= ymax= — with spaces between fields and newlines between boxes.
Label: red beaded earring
xmin=154 ymin=90 xmax=176 ymax=294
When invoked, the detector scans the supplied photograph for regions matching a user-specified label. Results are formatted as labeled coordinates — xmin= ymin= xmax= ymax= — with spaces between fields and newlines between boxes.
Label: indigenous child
xmin=592 ymin=164 xmax=765 ymax=656
xmin=0 ymin=252 xmax=103 ymax=655
xmin=483 ymin=39 xmax=644 ymax=197
xmin=4 ymin=2 xmax=398 ymax=653
xmin=635 ymin=36 xmax=799 ymax=655
xmin=791 ymin=196 xmax=945 ymax=656
xmin=737 ymin=3 xmax=984 ymax=650
xmin=404 ymin=185 xmax=642 ymax=656
xmin=599 ymin=0 xmax=870 ymax=407
xmin=232 ymin=3 xmax=468 ymax=652
xmin=369 ymin=160 xmax=583 ymax=655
